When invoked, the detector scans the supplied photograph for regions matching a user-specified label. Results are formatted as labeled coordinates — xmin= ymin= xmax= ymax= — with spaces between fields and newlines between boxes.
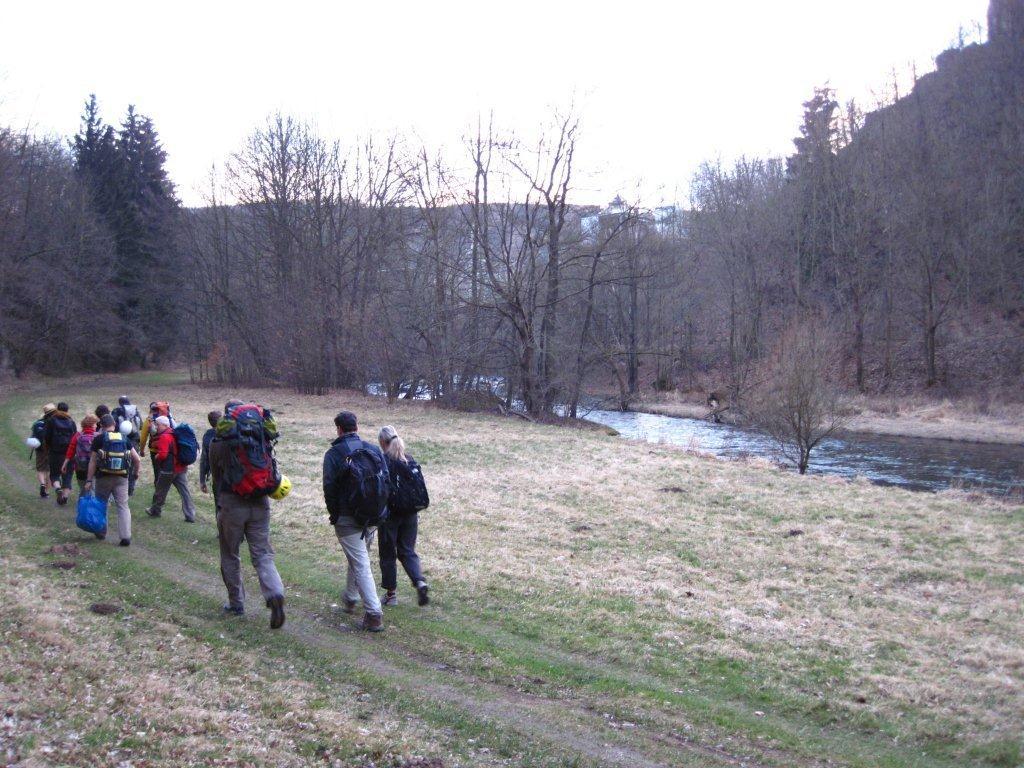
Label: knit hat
xmin=155 ymin=416 xmax=171 ymax=428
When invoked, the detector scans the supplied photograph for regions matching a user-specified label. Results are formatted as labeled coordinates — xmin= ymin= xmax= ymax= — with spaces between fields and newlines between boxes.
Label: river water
xmin=369 ymin=383 xmax=1023 ymax=494
xmin=584 ymin=408 xmax=1024 ymax=495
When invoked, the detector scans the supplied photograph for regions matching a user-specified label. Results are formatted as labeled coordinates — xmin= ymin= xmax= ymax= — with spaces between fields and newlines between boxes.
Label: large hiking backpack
xmin=48 ymin=415 xmax=75 ymax=452
xmin=74 ymin=432 xmax=96 ymax=471
xmin=172 ymin=424 xmax=199 ymax=466
xmin=97 ymin=431 xmax=130 ymax=476
xmin=389 ymin=458 xmax=430 ymax=515
xmin=216 ymin=403 xmax=280 ymax=498
xmin=343 ymin=440 xmax=390 ymax=530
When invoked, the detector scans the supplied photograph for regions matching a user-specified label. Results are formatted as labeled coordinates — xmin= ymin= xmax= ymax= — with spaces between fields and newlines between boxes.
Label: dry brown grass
xmin=11 ymin=377 xmax=1024 ymax=759
xmin=842 ymin=392 xmax=1024 ymax=444
xmin=0 ymin=545 xmax=447 ymax=767
xmin=125 ymin=382 xmax=1024 ymax=744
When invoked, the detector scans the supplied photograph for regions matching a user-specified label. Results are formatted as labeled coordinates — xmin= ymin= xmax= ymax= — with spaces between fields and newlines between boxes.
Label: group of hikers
xmin=28 ymin=397 xmax=431 ymax=633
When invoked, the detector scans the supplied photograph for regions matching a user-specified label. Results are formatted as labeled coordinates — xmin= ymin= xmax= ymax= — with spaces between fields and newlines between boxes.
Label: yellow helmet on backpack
xmin=269 ymin=475 xmax=291 ymax=500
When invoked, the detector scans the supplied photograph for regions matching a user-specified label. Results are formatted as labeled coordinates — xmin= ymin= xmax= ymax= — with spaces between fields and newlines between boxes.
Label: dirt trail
xmin=0 ymin=449 xmax=779 ymax=768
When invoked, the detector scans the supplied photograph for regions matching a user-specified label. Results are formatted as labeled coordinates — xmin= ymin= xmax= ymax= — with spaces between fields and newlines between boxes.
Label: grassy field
xmin=1 ymin=373 xmax=1022 ymax=767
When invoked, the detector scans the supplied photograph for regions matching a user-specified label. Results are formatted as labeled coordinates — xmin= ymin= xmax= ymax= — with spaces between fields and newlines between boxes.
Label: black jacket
xmin=323 ymin=433 xmax=389 ymax=524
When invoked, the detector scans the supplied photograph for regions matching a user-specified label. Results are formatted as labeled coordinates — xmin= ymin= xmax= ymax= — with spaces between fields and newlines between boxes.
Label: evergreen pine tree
xmin=72 ymin=96 xmax=180 ymax=366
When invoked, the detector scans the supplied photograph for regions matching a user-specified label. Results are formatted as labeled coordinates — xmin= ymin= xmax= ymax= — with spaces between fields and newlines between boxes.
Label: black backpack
xmin=31 ymin=419 xmax=46 ymax=445
xmin=389 ymin=458 xmax=430 ymax=515
xmin=48 ymin=415 xmax=75 ymax=452
xmin=342 ymin=440 xmax=389 ymax=533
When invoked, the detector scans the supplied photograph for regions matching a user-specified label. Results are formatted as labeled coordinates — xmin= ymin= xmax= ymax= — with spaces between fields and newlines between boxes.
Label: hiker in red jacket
xmin=61 ymin=415 xmax=99 ymax=496
xmin=145 ymin=415 xmax=196 ymax=522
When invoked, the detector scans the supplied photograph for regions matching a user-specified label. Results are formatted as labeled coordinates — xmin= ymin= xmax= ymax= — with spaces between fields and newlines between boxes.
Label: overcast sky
xmin=0 ymin=0 xmax=989 ymax=207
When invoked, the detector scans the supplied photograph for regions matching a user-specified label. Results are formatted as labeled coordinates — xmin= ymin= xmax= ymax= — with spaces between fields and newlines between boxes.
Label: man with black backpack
xmin=43 ymin=402 xmax=77 ymax=506
xmin=323 ymin=411 xmax=389 ymax=632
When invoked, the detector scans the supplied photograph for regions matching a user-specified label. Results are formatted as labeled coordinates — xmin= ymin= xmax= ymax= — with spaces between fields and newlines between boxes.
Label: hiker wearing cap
xmin=140 ymin=402 xmax=174 ymax=477
xmin=29 ymin=404 xmax=56 ymax=498
xmin=208 ymin=400 xmax=286 ymax=629
xmin=145 ymin=415 xmax=197 ymax=522
xmin=323 ymin=410 xmax=389 ymax=632
xmin=61 ymin=415 xmax=99 ymax=496
xmin=84 ymin=414 xmax=142 ymax=546
xmin=43 ymin=402 xmax=76 ymax=506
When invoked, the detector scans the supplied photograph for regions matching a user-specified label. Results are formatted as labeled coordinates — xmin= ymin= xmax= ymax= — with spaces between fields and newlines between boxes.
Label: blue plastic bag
xmin=76 ymin=492 xmax=108 ymax=536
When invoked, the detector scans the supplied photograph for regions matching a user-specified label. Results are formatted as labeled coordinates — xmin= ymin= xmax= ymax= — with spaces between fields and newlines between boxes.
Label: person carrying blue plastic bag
xmin=83 ymin=414 xmax=143 ymax=546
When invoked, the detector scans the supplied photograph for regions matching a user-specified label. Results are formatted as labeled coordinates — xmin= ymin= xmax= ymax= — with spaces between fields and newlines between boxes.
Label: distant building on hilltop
xmin=580 ymin=196 xmax=690 ymax=241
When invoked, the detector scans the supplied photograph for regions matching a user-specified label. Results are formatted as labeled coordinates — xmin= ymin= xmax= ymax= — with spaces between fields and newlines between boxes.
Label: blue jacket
xmin=323 ymin=433 xmax=389 ymax=525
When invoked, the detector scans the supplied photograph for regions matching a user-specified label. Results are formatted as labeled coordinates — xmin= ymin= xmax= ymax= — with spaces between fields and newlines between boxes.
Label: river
xmin=369 ymin=383 xmax=1024 ymax=494
xmin=584 ymin=408 xmax=1024 ymax=494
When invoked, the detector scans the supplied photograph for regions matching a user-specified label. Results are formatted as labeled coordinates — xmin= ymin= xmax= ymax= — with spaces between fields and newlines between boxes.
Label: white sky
xmin=0 ymin=0 xmax=989 ymax=207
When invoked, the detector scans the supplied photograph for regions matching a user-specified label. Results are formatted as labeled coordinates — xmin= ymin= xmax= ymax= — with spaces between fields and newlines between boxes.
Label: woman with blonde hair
xmin=377 ymin=425 xmax=430 ymax=607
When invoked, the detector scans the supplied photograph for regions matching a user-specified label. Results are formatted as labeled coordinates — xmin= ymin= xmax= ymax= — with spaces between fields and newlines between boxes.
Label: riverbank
xmin=622 ymin=392 xmax=1024 ymax=446
xmin=1 ymin=373 xmax=1022 ymax=767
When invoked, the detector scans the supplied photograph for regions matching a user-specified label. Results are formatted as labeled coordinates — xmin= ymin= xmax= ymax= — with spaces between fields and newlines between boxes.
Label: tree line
xmin=0 ymin=95 xmax=179 ymax=374
xmin=2 ymin=13 xmax=1021 ymax=425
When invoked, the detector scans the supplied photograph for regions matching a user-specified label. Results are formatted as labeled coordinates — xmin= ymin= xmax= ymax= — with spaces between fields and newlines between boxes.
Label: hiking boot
xmin=222 ymin=603 xmax=244 ymax=617
xmin=361 ymin=612 xmax=384 ymax=633
xmin=119 ymin=539 xmax=130 ymax=547
xmin=145 ymin=507 xmax=161 ymax=518
xmin=184 ymin=517 xmax=195 ymax=523
xmin=56 ymin=494 xmax=68 ymax=506
xmin=39 ymin=484 xmax=48 ymax=499
xmin=341 ymin=597 xmax=357 ymax=614
xmin=416 ymin=581 xmax=430 ymax=607
xmin=382 ymin=591 xmax=398 ymax=607
xmin=267 ymin=595 xmax=285 ymax=630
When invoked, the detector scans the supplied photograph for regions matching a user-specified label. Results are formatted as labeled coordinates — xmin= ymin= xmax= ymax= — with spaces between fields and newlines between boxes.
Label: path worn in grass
xmin=2 ymin=375 xmax=1021 ymax=767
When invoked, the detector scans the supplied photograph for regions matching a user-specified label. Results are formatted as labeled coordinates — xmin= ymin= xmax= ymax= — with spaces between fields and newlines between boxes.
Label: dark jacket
xmin=44 ymin=412 xmax=76 ymax=455
xmin=323 ymin=433 xmax=389 ymax=525
xmin=199 ymin=427 xmax=216 ymax=486
xmin=383 ymin=453 xmax=415 ymax=478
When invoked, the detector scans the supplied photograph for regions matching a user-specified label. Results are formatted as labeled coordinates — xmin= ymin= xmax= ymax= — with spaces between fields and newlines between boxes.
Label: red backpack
xmin=216 ymin=403 xmax=281 ymax=498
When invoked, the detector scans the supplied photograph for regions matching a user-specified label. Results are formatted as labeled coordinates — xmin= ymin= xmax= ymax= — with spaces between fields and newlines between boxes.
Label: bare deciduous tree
xmin=748 ymin=321 xmax=847 ymax=474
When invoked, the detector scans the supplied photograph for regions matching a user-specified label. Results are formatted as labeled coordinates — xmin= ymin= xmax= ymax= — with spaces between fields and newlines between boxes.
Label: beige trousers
xmin=94 ymin=475 xmax=131 ymax=541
